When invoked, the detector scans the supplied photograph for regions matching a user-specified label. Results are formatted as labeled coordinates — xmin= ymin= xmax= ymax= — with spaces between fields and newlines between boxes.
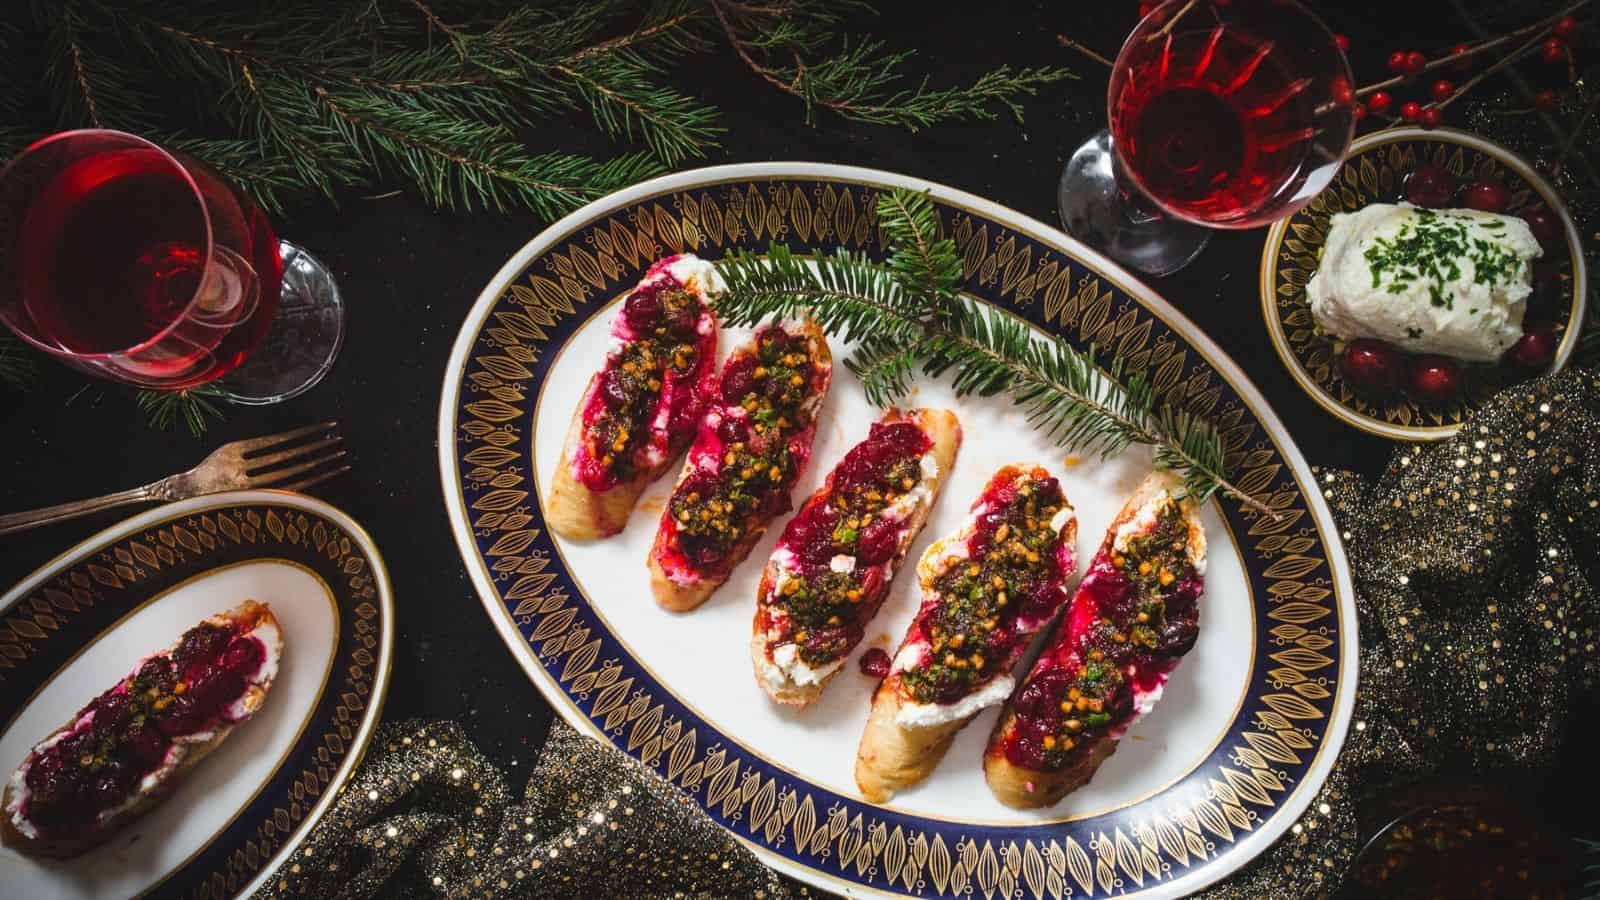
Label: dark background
xmin=1 ymin=0 xmax=1590 ymax=884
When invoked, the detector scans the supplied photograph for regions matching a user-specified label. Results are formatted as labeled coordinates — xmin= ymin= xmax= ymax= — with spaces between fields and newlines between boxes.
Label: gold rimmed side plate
xmin=1260 ymin=126 xmax=1587 ymax=442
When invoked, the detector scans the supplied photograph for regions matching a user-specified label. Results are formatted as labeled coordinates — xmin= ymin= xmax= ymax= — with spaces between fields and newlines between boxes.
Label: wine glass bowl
xmin=0 ymin=129 xmax=343 ymax=403
xmin=1059 ymin=0 xmax=1355 ymax=275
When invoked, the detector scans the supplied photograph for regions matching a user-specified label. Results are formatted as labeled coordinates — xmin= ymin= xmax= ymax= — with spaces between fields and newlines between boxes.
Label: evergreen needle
xmin=137 ymin=384 xmax=228 ymax=438
xmin=714 ymin=189 xmax=1277 ymax=517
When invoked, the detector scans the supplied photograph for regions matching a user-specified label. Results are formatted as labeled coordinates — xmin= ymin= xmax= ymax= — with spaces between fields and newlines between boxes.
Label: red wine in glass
xmin=0 ymin=130 xmax=343 ymax=401
xmin=1059 ymin=0 xmax=1353 ymax=275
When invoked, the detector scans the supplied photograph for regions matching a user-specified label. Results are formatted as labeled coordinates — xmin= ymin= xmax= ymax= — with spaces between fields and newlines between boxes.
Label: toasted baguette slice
xmin=2 ymin=600 xmax=282 ymax=858
xmin=548 ymin=254 xmax=723 ymax=540
xmin=984 ymin=472 xmax=1206 ymax=809
xmin=855 ymin=466 xmax=1078 ymax=802
xmin=649 ymin=320 xmax=833 ymax=612
xmin=752 ymin=408 xmax=962 ymax=707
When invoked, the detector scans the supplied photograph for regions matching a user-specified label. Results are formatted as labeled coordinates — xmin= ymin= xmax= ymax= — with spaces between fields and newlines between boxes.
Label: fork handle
xmin=0 ymin=483 xmax=164 ymax=536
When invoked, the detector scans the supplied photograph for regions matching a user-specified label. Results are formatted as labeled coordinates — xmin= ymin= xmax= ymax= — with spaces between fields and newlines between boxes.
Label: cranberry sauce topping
xmin=858 ymin=647 xmax=892 ymax=679
xmin=666 ymin=325 xmax=827 ymax=573
xmin=1001 ymin=498 xmax=1202 ymax=771
xmin=577 ymin=270 xmax=713 ymax=490
xmin=899 ymin=468 xmax=1072 ymax=705
xmin=20 ymin=621 xmax=268 ymax=835
xmin=764 ymin=420 xmax=932 ymax=667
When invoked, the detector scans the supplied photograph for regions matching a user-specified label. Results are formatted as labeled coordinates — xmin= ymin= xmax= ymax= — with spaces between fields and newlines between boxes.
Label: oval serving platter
xmin=1260 ymin=126 xmax=1588 ymax=442
xmin=0 ymin=490 xmax=393 ymax=900
xmin=439 ymin=163 xmax=1358 ymax=899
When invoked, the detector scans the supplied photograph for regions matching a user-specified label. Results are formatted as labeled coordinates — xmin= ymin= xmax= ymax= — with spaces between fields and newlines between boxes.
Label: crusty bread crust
xmin=1 ymin=600 xmax=281 ymax=859
xmin=854 ymin=673 xmax=974 ymax=803
xmin=548 ymin=372 xmax=676 ymax=541
xmin=983 ymin=471 xmax=1204 ymax=809
xmin=649 ymin=321 xmax=833 ymax=612
xmin=752 ymin=408 xmax=962 ymax=707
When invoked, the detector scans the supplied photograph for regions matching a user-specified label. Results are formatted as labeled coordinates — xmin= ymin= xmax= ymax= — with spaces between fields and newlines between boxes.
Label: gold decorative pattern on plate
xmin=0 ymin=503 xmax=382 ymax=900
xmin=1261 ymin=126 xmax=1587 ymax=442
xmin=449 ymin=173 xmax=1350 ymax=898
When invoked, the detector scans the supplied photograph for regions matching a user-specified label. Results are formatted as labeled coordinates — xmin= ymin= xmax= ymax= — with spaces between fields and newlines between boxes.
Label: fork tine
xmin=245 ymin=436 xmax=343 ymax=473
xmin=246 ymin=449 xmax=348 ymax=486
xmin=230 ymin=421 xmax=338 ymax=455
xmin=275 ymin=464 xmax=352 ymax=494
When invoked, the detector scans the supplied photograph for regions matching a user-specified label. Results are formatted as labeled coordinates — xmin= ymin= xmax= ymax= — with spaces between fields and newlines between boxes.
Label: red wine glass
xmin=0 ymin=129 xmax=343 ymax=403
xmin=1059 ymin=0 xmax=1355 ymax=276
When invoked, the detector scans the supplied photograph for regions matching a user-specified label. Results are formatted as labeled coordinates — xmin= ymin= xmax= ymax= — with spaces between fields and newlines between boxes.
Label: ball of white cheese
xmin=1305 ymin=202 xmax=1541 ymax=363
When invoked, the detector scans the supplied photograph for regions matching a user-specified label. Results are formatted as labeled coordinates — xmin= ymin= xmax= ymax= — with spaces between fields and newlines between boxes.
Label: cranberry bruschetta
xmin=984 ymin=472 xmax=1206 ymax=809
xmin=752 ymin=409 xmax=962 ymax=706
xmin=547 ymin=254 xmax=722 ymax=540
xmin=854 ymin=466 xmax=1077 ymax=802
xmin=2 ymin=600 xmax=282 ymax=858
xmin=648 ymin=321 xmax=833 ymax=612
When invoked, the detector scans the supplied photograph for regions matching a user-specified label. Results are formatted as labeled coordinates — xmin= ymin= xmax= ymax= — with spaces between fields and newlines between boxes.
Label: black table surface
xmin=4 ymin=0 xmax=1584 ymax=870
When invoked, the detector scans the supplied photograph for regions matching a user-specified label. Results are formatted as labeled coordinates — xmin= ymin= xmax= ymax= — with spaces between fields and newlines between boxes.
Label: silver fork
xmin=0 ymin=422 xmax=349 ymax=536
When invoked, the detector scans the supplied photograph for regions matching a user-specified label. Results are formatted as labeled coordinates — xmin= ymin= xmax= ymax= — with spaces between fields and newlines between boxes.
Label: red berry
xmin=1400 ymin=101 xmax=1423 ymax=122
xmin=1450 ymin=42 xmax=1473 ymax=61
xmin=1353 ymin=103 xmax=1368 ymax=122
xmin=1462 ymin=180 xmax=1511 ymax=213
xmin=1553 ymin=16 xmax=1579 ymax=40
xmin=1406 ymin=165 xmax=1455 ymax=207
xmin=1419 ymin=107 xmax=1443 ymax=129
xmin=1367 ymin=91 xmax=1393 ymax=114
xmin=1430 ymin=79 xmax=1455 ymax=102
xmin=1403 ymin=51 xmax=1427 ymax=76
xmin=1331 ymin=76 xmax=1353 ymax=106
xmin=1507 ymin=324 xmax=1558 ymax=371
xmin=1541 ymin=38 xmax=1566 ymax=64
xmin=1138 ymin=1 xmax=1158 ymax=17
xmin=1335 ymin=33 xmax=1350 ymax=53
xmin=858 ymin=647 xmax=891 ymax=679
xmin=1519 ymin=205 xmax=1562 ymax=251
xmin=1408 ymin=356 xmax=1462 ymax=405
xmin=1388 ymin=51 xmax=1409 ymax=74
xmin=1340 ymin=340 xmax=1403 ymax=395
xmin=1535 ymin=89 xmax=1560 ymax=111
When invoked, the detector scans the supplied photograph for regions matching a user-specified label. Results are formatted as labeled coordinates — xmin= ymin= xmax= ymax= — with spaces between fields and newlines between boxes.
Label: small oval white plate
xmin=0 ymin=490 xmax=393 ymax=900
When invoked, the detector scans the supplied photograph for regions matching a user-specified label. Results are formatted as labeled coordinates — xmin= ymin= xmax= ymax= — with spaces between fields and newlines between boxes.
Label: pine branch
xmin=137 ymin=383 xmax=228 ymax=437
xmin=715 ymin=190 xmax=1275 ymax=516
xmin=0 ymin=333 xmax=36 ymax=391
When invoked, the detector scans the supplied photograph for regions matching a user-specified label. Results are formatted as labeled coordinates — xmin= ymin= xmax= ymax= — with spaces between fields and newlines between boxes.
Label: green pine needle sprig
xmin=137 ymin=383 xmax=228 ymax=437
xmin=714 ymin=189 xmax=1275 ymax=516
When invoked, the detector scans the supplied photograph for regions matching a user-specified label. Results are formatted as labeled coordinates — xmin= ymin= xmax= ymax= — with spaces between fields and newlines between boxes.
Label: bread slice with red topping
xmin=854 ymin=466 xmax=1077 ymax=802
xmin=648 ymin=320 xmax=833 ymax=612
xmin=2 ymin=600 xmax=282 ymax=858
xmin=548 ymin=254 xmax=723 ymax=540
xmin=752 ymin=408 xmax=962 ymax=706
xmin=984 ymin=472 xmax=1206 ymax=809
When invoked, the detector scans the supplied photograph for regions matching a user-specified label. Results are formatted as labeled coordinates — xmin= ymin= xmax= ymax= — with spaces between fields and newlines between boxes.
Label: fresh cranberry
xmin=1405 ymin=165 xmax=1455 ymax=208
xmin=1340 ymin=340 xmax=1402 ymax=395
xmin=621 ymin=287 xmax=661 ymax=331
xmin=1399 ymin=101 xmax=1422 ymax=122
xmin=856 ymin=517 xmax=901 ymax=567
xmin=1541 ymin=38 xmax=1566 ymax=65
xmin=719 ymin=356 xmax=757 ymax=405
xmin=1366 ymin=91 xmax=1393 ymax=115
xmin=1353 ymin=103 xmax=1368 ymax=123
xmin=1461 ymin=180 xmax=1511 ymax=213
xmin=1387 ymin=51 xmax=1408 ymax=75
xmin=1554 ymin=16 xmax=1580 ymax=40
xmin=123 ymin=725 xmax=170 ymax=770
xmin=223 ymin=637 xmax=264 ymax=677
xmin=1531 ymin=258 xmax=1562 ymax=302
xmin=1450 ymin=42 xmax=1473 ymax=72
xmin=1519 ymin=205 xmax=1562 ymax=251
xmin=858 ymin=648 xmax=890 ymax=679
xmin=1418 ymin=107 xmax=1443 ymax=130
xmin=1430 ymin=80 xmax=1455 ymax=102
xmin=1333 ymin=33 xmax=1349 ymax=53
xmin=1507 ymin=324 xmax=1558 ymax=371
xmin=1330 ymin=76 xmax=1353 ymax=106
xmin=1403 ymin=51 xmax=1427 ymax=76
xmin=1408 ymin=356 xmax=1463 ymax=404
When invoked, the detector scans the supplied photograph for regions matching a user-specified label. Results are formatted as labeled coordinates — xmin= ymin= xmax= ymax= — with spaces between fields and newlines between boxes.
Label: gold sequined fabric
xmin=257 ymin=369 xmax=1597 ymax=899
xmin=1200 ymin=367 xmax=1600 ymax=897
xmin=252 ymin=719 xmax=807 ymax=899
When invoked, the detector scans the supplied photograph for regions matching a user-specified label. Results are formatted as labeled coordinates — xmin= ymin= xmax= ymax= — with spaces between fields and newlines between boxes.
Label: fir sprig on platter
xmin=714 ymin=189 xmax=1276 ymax=515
